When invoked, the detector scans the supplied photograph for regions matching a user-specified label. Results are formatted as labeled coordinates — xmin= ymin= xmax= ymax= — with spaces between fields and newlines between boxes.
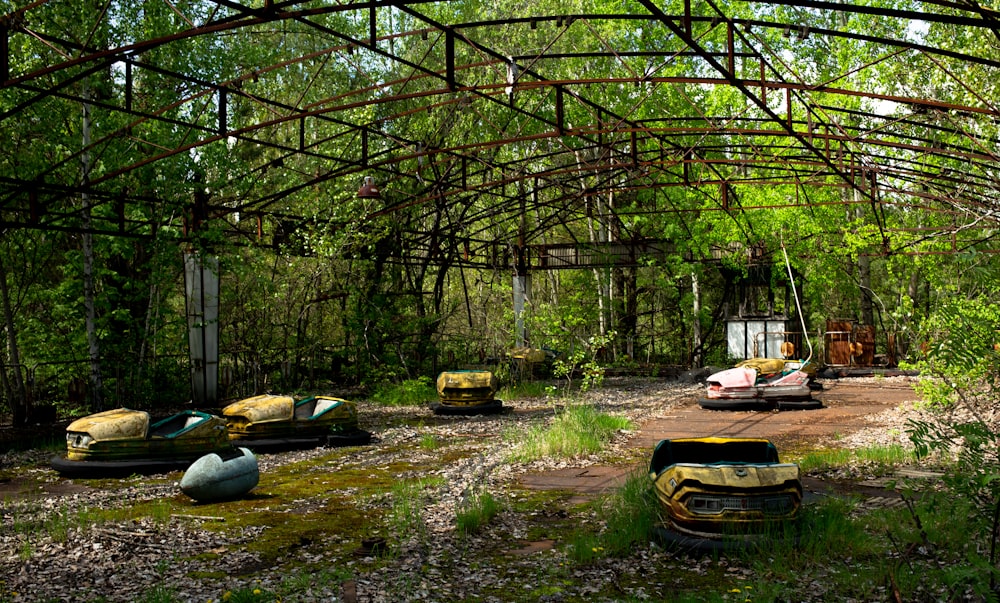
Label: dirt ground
xmin=633 ymin=377 xmax=919 ymax=447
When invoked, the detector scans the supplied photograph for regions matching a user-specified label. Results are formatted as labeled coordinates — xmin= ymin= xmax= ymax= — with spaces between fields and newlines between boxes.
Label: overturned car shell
xmin=699 ymin=358 xmax=820 ymax=411
xmin=649 ymin=437 xmax=802 ymax=551
xmin=180 ymin=447 xmax=260 ymax=502
xmin=222 ymin=394 xmax=371 ymax=451
xmin=51 ymin=408 xmax=232 ymax=477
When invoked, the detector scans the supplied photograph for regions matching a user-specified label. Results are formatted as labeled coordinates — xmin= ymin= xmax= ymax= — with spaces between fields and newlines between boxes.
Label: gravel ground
xmin=0 ymin=377 xmax=939 ymax=602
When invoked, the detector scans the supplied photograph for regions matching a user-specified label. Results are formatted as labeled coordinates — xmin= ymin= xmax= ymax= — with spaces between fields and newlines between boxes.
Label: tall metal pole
xmin=184 ymin=249 xmax=219 ymax=407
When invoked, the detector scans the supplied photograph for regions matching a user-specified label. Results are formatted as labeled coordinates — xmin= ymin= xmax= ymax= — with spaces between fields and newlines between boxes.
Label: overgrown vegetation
xmin=567 ymin=467 xmax=658 ymax=563
xmin=370 ymin=377 xmax=438 ymax=407
xmin=7 ymin=370 xmax=1000 ymax=601
xmin=561 ymin=448 xmax=999 ymax=601
xmin=902 ymin=295 xmax=1000 ymax=593
xmin=797 ymin=443 xmax=917 ymax=474
xmin=505 ymin=403 xmax=633 ymax=462
xmin=386 ymin=476 xmax=441 ymax=548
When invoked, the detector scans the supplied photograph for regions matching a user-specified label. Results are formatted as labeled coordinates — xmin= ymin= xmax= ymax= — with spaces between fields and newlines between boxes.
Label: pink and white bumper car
xmin=698 ymin=359 xmax=821 ymax=411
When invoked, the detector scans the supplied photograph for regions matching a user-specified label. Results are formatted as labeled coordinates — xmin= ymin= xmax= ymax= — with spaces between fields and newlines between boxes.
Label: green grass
xmin=455 ymin=491 xmax=502 ymax=535
xmin=279 ymin=567 xmax=353 ymax=594
xmin=370 ymin=377 xmax=437 ymax=406
xmin=553 ymin=445 xmax=1000 ymax=601
xmin=728 ymin=491 xmax=999 ymax=601
xmin=506 ymin=403 xmax=633 ymax=462
xmin=567 ymin=467 xmax=659 ymax=563
xmin=135 ymin=585 xmax=178 ymax=603
xmin=9 ymin=499 xmax=175 ymax=551
xmin=797 ymin=443 xmax=917 ymax=474
xmin=419 ymin=433 xmax=443 ymax=450
xmin=386 ymin=476 xmax=444 ymax=546
xmin=497 ymin=380 xmax=550 ymax=400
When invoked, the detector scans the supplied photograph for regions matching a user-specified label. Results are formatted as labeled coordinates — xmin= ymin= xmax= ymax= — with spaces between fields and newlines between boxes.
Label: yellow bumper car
xmin=222 ymin=394 xmax=372 ymax=451
xmin=431 ymin=370 xmax=503 ymax=415
xmin=649 ymin=437 xmax=802 ymax=551
xmin=50 ymin=408 xmax=232 ymax=478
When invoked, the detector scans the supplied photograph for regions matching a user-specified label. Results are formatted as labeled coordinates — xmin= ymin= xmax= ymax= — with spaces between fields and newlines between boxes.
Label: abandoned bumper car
xmin=51 ymin=408 xmax=232 ymax=478
xmin=222 ymin=394 xmax=372 ymax=452
xmin=431 ymin=370 xmax=503 ymax=415
xmin=698 ymin=357 xmax=822 ymax=411
xmin=648 ymin=437 xmax=802 ymax=551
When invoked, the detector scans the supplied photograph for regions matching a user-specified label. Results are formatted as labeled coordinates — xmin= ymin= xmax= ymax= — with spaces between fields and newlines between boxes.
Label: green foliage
xmin=370 ymin=377 xmax=437 ymax=406
xmin=278 ymin=568 xmax=353 ymax=596
xmin=551 ymin=332 xmax=615 ymax=395
xmin=507 ymin=403 xmax=633 ymax=462
xmin=218 ymin=585 xmax=278 ymax=603
xmin=903 ymin=295 xmax=1000 ymax=588
xmin=419 ymin=433 xmax=443 ymax=450
xmin=387 ymin=477 xmax=440 ymax=546
xmin=497 ymin=380 xmax=549 ymax=400
xmin=135 ymin=585 xmax=177 ymax=603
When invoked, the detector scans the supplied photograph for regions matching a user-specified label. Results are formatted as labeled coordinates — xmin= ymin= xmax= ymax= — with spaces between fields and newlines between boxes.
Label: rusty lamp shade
xmin=357 ymin=176 xmax=380 ymax=199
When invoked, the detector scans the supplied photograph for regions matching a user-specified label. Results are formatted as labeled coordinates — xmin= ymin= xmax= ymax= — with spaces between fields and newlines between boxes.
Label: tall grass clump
xmin=507 ymin=403 xmax=633 ymax=462
xmin=370 ymin=377 xmax=437 ymax=406
xmin=568 ymin=468 xmax=658 ymax=563
xmin=455 ymin=491 xmax=502 ymax=535
xmin=386 ymin=477 xmax=442 ymax=546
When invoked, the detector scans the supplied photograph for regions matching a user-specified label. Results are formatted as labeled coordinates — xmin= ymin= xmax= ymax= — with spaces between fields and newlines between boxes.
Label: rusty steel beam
xmin=0 ymin=0 xmax=998 ymax=258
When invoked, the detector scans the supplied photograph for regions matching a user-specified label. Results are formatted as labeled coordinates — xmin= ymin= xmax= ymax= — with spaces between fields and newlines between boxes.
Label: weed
xmin=507 ymin=403 xmax=633 ymax=462
xmin=456 ymin=491 xmax=501 ymax=535
xmin=280 ymin=567 xmax=353 ymax=594
xmin=419 ymin=433 xmax=442 ymax=450
xmin=217 ymin=585 xmax=277 ymax=603
xmin=17 ymin=540 xmax=31 ymax=562
xmin=136 ymin=585 xmax=177 ymax=603
xmin=387 ymin=477 xmax=438 ymax=546
xmin=567 ymin=530 xmax=603 ymax=564
xmin=498 ymin=380 xmax=549 ymax=400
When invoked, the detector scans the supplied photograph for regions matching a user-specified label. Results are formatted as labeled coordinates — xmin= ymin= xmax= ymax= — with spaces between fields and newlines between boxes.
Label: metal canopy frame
xmin=2 ymin=0 xmax=999 ymax=268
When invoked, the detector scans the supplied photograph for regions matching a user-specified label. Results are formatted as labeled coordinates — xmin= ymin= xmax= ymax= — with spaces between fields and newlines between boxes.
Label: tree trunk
xmin=854 ymin=190 xmax=874 ymax=326
xmin=691 ymin=271 xmax=702 ymax=368
xmin=0 ymin=254 xmax=28 ymax=425
xmin=81 ymin=88 xmax=104 ymax=411
xmin=587 ymin=198 xmax=608 ymax=339
xmin=858 ymin=252 xmax=873 ymax=326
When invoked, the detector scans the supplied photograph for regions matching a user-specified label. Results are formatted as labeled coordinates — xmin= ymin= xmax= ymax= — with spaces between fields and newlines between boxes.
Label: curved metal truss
xmin=2 ymin=0 xmax=999 ymax=268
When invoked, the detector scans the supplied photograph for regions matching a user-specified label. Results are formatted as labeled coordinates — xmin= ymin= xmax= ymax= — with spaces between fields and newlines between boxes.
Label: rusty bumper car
xmin=698 ymin=358 xmax=821 ymax=411
xmin=222 ymin=394 xmax=372 ymax=452
xmin=50 ymin=408 xmax=232 ymax=478
xmin=649 ymin=437 xmax=802 ymax=552
xmin=431 ymin=370 xmax=503 ymax=415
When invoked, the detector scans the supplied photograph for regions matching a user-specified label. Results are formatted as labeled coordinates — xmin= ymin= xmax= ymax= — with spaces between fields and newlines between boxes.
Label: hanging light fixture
xmin=357 ymin=175 xmax=380 ymax=198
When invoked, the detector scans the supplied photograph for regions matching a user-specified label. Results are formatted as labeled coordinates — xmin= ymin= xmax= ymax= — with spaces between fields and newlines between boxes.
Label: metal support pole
xmin=184 ymin=250 xmax=219 ymax=406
